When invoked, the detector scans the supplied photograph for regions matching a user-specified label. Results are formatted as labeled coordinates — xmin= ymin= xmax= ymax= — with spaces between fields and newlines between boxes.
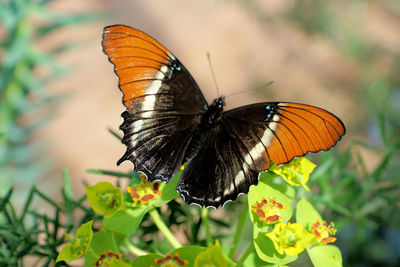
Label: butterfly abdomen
xmin=182 ymin=97 xmax=225 ymax=163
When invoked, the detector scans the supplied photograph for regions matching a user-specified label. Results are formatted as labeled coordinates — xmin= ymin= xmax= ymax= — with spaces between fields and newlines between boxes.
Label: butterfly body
xmin=201 ymin=97 xmax=225 ymax=128
xmin=102 ymin=25 xmax=346 ymax=207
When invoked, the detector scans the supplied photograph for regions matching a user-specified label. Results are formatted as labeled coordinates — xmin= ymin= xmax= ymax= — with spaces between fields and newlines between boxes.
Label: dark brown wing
xmin=177 ymin=102 xmax=345 ymax=207
xmin=103 ymin=25 xmax=208 ymax=181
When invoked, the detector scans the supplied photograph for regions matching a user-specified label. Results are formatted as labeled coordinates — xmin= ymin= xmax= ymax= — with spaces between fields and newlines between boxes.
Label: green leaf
xmin=153 ymin=171 xmax=180 ymax=207
xmin=242 ymin=248 xmax=275 ymax=267
xmin=86 ymin=169 xmax=138 ymax=179
xmin=62 ymin=168 xmax=74 ymax=200
xmin=108 ymin=127 xmax=122 ymax=140
xmin=84 ymin=230 xmax=119 ymax=267
xmin=253 ymin=227 xmax=297 ymax=265
xmin=259 ymin=172 xmax=296 ymax=199
xmin=133 ymin=246 xmax=206 ymax=267
xmin=106 ymin=258 xmax=132 ymax=267
xmin=56 ymin=220 xmax=93 ymax=263
xmin=307 ymin=245 xmax=342 ymax=267
xmin=131 ymin=254 xmax=164 ymax=267
xmin=173 ymin=246 xmax=206 ymax=267
xmin=194 ymin=240 xmax=236 ymax=267
xmin=86 ymin=182 xmax=123 ymax=218
xmin=296 ymin=198 xmax=323 ymax=228
xmin=103 ymin=207 xmax=148 ymax=235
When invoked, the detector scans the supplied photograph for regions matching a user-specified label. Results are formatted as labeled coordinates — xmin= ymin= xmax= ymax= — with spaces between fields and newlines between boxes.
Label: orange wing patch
xmin=102 ymin=25 xmax=174 ymax=110
xmin=267 ymin=103 xmax=345 ymax=166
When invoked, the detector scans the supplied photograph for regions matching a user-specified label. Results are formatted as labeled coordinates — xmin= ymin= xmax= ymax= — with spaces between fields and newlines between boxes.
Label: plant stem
xmin=123 ymin=238 xmax=147 ymax=256
xmin=86 ymin=169 xmax=137 ymax=178
xmin=149 ymin=208 xmax=182 ymax=249
xmin=229 ymin=199 xmax=249 ymax=258
xmin=236 ymin=241 xmax=254 ymax=266
xmin=201 ymin=207 xmax=213 ymax=246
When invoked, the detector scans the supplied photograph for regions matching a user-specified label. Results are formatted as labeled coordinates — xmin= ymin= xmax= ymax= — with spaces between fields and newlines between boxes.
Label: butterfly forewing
xmin=223 ymin=102 xmax=345 ymax=166
xmin=103 ymin=25 xmax=208 ymax=181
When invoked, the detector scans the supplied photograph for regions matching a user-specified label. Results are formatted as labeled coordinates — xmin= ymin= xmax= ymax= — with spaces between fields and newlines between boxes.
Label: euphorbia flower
xmin=56 ymin=221 xmax=93 ymax=262
xmin=270 ymin=157 xmax=316 ymax=191
xmin=151 ymin=252 xmax=189 ymax=267
xmin=86 ymin=182 xmax=123 ymax=218
xmin=127 ymin=174 xmax=162 ymax=205
xmin=311 ymin=219 xmax=337 ymax=245
xmin=92 ymin=249 xmax=126 ymax=266
xmin=253 ymin=197 xmax=287 ymax=225
xmin=266 ymin=222 xmax=313 ymax=256
xmin=194 ymin=240 xmax=233 ymax=267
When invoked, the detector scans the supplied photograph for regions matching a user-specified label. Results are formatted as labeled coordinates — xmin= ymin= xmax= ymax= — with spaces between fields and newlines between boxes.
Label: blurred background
xmin=1 ymin=0 xmax=399 ymax=266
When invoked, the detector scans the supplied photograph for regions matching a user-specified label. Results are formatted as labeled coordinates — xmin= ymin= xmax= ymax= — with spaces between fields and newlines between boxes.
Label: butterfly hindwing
xmin=177 ymin=120 xmax=259 ymax=207
xmin=103 ymin=25 xmax=208 ymax=181
xmin=177 ymin=102 xmax=345 ymax=207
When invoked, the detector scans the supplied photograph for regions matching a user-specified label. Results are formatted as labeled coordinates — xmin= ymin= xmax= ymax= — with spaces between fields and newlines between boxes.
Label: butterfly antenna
xmin=225 ymin=81 xmax=274 ymax=99
xmin=207 ymin=52 xmax=221 ymax=97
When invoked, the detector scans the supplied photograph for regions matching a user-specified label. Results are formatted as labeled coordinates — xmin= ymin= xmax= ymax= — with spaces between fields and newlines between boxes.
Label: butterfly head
xmin=213 ymin=96 xmax=225 ymax=109
xmin=201 ymin=97 xmax=225 ymax=128
xmin=210 ymin=96 xmax=225 ymax=116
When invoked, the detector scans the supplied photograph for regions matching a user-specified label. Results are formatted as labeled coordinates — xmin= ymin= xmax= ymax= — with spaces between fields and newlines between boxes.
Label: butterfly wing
xmin=103 ymin=25 xmax=208 ymax=181
xmin=177 ymin=102 xmax=345 ymax=207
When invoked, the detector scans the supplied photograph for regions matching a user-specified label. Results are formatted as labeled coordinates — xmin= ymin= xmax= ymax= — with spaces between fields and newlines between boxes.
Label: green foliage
xmin=3 ymin=111 xmax=398 ymax=267
xmin=2 ymin=1 xmax=399 ymax=266
xmin=307 ymin=245 xmax=342 ymax=267
xmin=0 ymin=170 xmax=97 ymax=266
xmin=50 ymin=115 xmax=398 ymax=267
xmin=194 ymin=241 xmax=236 ymax=267
xmin=0 ymin=0 xmax=97 ymax=194
xmin=86 ymin=182 xmax=124 ymax=218
xmin=308 ymin=116 xmax=400 ymax=265
xmin=57 ymin=220 xmax=94 ymax=263
xmin=103 ymin=207 xmax=148 ymax=236
xmin=234 ymin=1 xmax=400 ymax=264
xmin=296 ymin=199 xmax=322 ymax=228
xmin=52 ymin=158 xmax=343 ymax=266
xmin=84 ymin=230 xmax=120 ymax=266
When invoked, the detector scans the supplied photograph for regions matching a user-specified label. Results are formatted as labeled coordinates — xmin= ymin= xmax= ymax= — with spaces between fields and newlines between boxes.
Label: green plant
xmin=233 ymin=1 xmax=400 ymax=265
xmin=0 ymin=0 xmax=96 ymax=194
xmin=55 ymin=158 xmax=342 ymax=266
xmin=0 ymin=169 xmax=97 ymax=266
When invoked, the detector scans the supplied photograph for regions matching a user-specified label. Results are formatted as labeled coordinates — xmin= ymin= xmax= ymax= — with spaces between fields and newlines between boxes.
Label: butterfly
xmin=102 ymin=25 xmax=346 ymax=208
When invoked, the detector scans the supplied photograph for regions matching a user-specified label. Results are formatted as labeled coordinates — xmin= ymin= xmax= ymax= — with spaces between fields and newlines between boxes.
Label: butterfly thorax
xmin=201 ymin=97 xmax=224 ymax=129
xmin=182 ymin=97 xmax=224 ymax=163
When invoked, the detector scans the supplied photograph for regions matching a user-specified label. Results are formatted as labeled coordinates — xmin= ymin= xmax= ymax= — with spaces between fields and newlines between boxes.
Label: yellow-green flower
xmin=270 ymin=157 xmax=316 ymax=191
xmin=180 ymin=162 xmax=188 ymax=171
xmin=92 ymin=249 xmax=128 ymax=267
xmin=252 ymin=197 xmax=287 ymax=225
xmin=311 ymin=219 xmax=337 ymax=245
xmin=266 ymin=222 xmax=313 ymax=256
xmin=86 ymin=182 xmax=123 ymax=218
xmin=127 ymin=174 xmax=162 ymax=205
xmin=194 ymin=240 xmax=234 ymax=267
xmin=56 ymin=221 xmax=93 ymax=262
xmin=151 ymin=252 xmax=189 ymax=267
